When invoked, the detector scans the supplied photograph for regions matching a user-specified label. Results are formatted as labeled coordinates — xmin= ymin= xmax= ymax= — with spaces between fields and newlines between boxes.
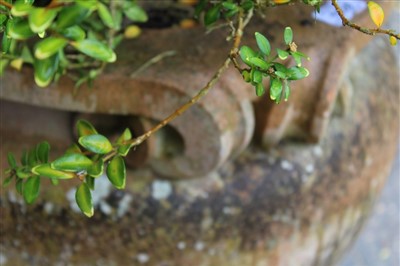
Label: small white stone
xmin=117 ymin=194 xmax=133 ymax=218
xmin=305 ymin=164 xmax=314 ymax=173
xmin=137 ymin=253 xmax=149 ymax=264
xmin=194 ymin=241 xmax=205 ymax=251
xmin=44 ymin=202 xmax=54 ymax=214
xmin=0 ymin=252 xmax=7 ymax=264
xmin=177 ymin=241 xmax=186 ymax=250
xmin=313 ymin=146 xmax=323 ymax=156
xmin=151 ymin=180 xmax=172 ymax=200
xmin=99 ymin=201 xmax=112 ymax=216
xmin=280 ymin=160 xmax=293 ymax=171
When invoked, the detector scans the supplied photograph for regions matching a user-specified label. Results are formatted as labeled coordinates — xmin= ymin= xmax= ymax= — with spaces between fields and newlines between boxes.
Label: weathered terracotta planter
xmin=0 ymin=4 xmax=398 ymax=266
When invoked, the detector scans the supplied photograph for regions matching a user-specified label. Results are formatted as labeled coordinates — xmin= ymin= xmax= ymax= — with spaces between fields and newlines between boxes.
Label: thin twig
xmin=331 ymin=0 xmax=399 ymax=40
xmin=0 ymin=0 xmax=11 ymax=9
xmin=130 ymin=50 xmax=177 ymax=78
xmin=127 ymin=9 xmax=253 ymax=147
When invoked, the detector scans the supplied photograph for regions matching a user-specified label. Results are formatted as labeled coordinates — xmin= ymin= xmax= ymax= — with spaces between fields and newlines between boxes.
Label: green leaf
xmin=274 ymin=71 xmax=287 ymax=79
xmin=273 ymin=62 xmax=289 ymax=74
xmin=21 ymin=150 xmax=28 ymax=166
xmin=35 ymin=37 xmax=68 ymax=60
xmin=255 ymin=32 xmax=271 ymax=57
xmin=242 ymin=70 xmax=251 ymax=82
xmin=76 ymin=0 xmax=98 ymax=9
xmin=222 ymin=2 xmax=237 ymax=10
xmin=76 ymin=119 xmax=98 ymax=137
xmin=117 ymin=128 xmax=132 ymax=144
xmin=28 ymin=148 xmax=38 ymax=167
xmin=16 ymin=178 xmax=23 ymax=195
xmin=75 ymin=183 xmax=94 ymax=217
xmin=287 ymin=66 xmax=309 ymax=80
xmin=87 ymin=159 xmax=104 ymax=178
xmin=21 ymin=45 xmax=34 ymax=64
xmin=36 ymin=141 xmax=50 ymax=163
xmin=248 ymin=57 xmax=270 ymax=70
xmin=79 ymin=134 xmax=113 ymax=154
xmin=0 ymin=14 xmax=6 ymax=26
xmin=61 ymin=25 xmax=86 ymax=41
xmin=32 ymin=164 xmax=75 ymax=179
xmin=204 ymin=5 xmax=220 ymax=26
xmin=86 ymin=176 xmax=95 ymax=190
xmin=2 ymin=176 xmax=13 ymax=187
xmin=252 ymin=70 xmax=262 ymax=84
xmin=277 ymin=49 xmax=289 ymax=60
xmin=7 ymin=153 xmax=17 ymax=169
xmin=255 ymin=83 xmax=265 ymax=97
xmin=2 ymin=34 xmax=12 ymax=54
xmin=56 ymin=4 xmax=90 ymax=29
xmin=284 ymin=81 xmax=290 ymax=101
xmin=29 ymin=8 xmax=58 ymax=33
xmin=117 ymin=144 xmax=133 ymax=157
xmin=239 ymin=45 xmax=257 ymax=65
xmin=51 ymin=153 xmax=93 ymax=172
xmin=34 ymin=54 xmax=59 ymax=87
xmin=7 ymin=19 xmax=35 ymax=40
xmin=97 ymin=2 xmax=114 ymax=28
xmin=290 ymin=51 xmax=309 ymax=67
xmin=241 ymin=0 xmax=254 ymax=11
xmin=23 ymin=176 xmax=40 ymax=204
xmin=270 ymin=78 xmax=282 ymax=101
xmin=123 ymin=3 xmax=148 ymax=22
xmin=106 ymin=156 xmax=126 ymax=189
xmin=284 ymin=26 xmax=293 ymax=45
xmin=11 ymin=0 xmax=33 ymax=17
xmin=16 ymin=168 xmax=31 ymax=179
xmin=65 ymin=143 xmax=82 ymax=154
xmin=71 ymin=39 xmax=116 ymax=63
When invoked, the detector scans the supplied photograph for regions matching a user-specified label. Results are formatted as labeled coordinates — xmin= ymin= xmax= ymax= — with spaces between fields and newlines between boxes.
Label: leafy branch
xmin=332 ymin=0 xmax=399 ymax=45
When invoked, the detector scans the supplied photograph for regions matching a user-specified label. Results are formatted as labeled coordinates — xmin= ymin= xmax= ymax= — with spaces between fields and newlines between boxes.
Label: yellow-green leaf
xmin=106 ymin=156 xmax=126 ymax=189
xmin=97 ymin=2 xmax=114 ymax=28
xmin=35 ymin=37 xmax=68 ymax=59
xmin=71 ymin=39 xmax=116 ymax=63
xmin=34 ymin=54 xmax=59 ymax=87
xmin=29 ymin=8 xmax=58 ymax=33
xmin=389 ymin=36 xmax=397 ymax=46
xmin=75 ymin=183 xmax=93 ymax=217
xmin=79 ymin=134 xmax=113 ymax=154
xmin=7 ymin=19 xmax=35 ymax=40
xmin=51 ymin=153 xmax=93 ymax=172
xmin=23 ymin=176 xmax=40 ymax=204
xmin=367 ymin=1 xmax=384 ymax=28
xmin=76 ymin=119 xmax=98 ymax=137
xmin=32 ymin=164 xmax=75 ymax=179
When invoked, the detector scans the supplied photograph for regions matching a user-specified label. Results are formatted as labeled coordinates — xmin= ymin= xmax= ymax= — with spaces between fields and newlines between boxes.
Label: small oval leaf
xmin=97 ymin=2 xmax=115 ymax=28
xmin=255 ymin=83 xmax=265 ymax=97
xmin=248 ymin=57 xmax=270 ymax=70
xmin=71 ymin=39 xmax=116 ymax=62
xmin=60 ymin=25 xmax=86 ymax=41
xmin=36 ymin=141 xmax=50 ymax=163
xmin=107 ymin=156 xmax=126 ymax=189
xmin=87 ymin=159 xmax=104 ymax=178
xmin=51 ymin=153 xmax=93 ymax=172
xmin=7 ymin=152 xmax=17 ymax=168
xmin=56 ymin=4 xmax=90 ymax=29
xmin=389 ymin=36 xmax=397 ymax=46
xmin=23 ymin=176 xmax=40 ymax=204
xmin=76 ymin=119 xmax=98 ymax=137
xmin=35 ymin=37 xmax=68 ymax=59
xmin=7 ymin=19 xmax=35 ymax=40
xmin=287 ymin=66 xmax=309 ymax=80
xmin=32 ymin=164 xmax=75 ymax=179
xmin=252 ymin=70 xmax=262 ymax=84
xmin=367 ymin=1 xmax=384 ymax=28
xmin=277 ymin=48 xmax=289 ymax=60
xmin=75 ymin=183 xmax=94 ymax=217
xmin=123 ymin=3 xmax=148 ymax=22
xmin=29 ymin=7 xmax=58 ymax=33
xmin=79 ymin=134 xmax=113 ymax=154
xmin=204 ymin=5 xmax=220 ymax=26
xmin=255 ymin=32 xmax=271 ymax=56
xmin=239 ymin=45 xmax=257 ymax=65
xmin=11 ymin=1 xmax=33 ymax=17
xmin=284 ymin=26 xmax=293 ymax=45
xmin=270 ymin=78 xmax=283 ymax=101
xmin=34 ymin=54 xmax=59 ymax=87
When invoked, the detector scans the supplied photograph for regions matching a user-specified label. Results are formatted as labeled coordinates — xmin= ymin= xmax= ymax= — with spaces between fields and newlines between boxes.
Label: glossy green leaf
xmin=239 ymin=45 xmax=257 ymax=65
xmin=36 ymin=141 xmax=50 ymax=163
xmin=32 ymin=164 xmax=75 ymax=179
xmin=35 ymin=37 xmax=68 ymax=59
xmin=11 ymin=0 xmax=33 ymax=16
xmin=117 ymin=144 xmax=133 ymax=157
xmin=79 ymin=134 xmax=113 ymax=154
xmin=204 ymin=5 xmax=220 ymax=26
xmin=21 ymin=45 xmax=34 ymax=64
xmin=270 ymin=78 xmax=282 ymax=101
xmin=255 ymin=32 xmax=271 ymax=57
xmin=76 ymin=119 xmax=98 ymax=137
xmin=28 ymin=148 xmax=38 ymax=167
xmin=274 ymin=71 xmax=287 ymax=79
xmin=273 ymin=62 xmax=289 ymax=74
xmin=76 ymin=0 xmax=98 ymax=9
xmin=23 ymin=176 xmax=40 ymax=204
xmin=61 ymin=25 xmax=86 ymax=41
xmin=123 ymin=3 xmax=148 ymax=22
xmin=255 ymin=83 xmax=265 ymax=97
xmin=107 ymin=156 xmax=126 ymax=189
xmin=0 ymin=14 xmax=7 ymax=25
xmin=16 ymin=168 xmax=30 ymax=179
xmin=252 ymin=70 xmax=262 ymax=84
xmin=51 ymin=153 xmax=93 ymax=172
xmin=86 ymin=176 xmax=95 ymax=190
xmin=75 ymin=183 xmax=94 ymax=217
xmin=277 ymin=49 xmax=289 ymax=60
xmin=87 ymin=159 xmax=104 ymax=178
xmin=7 ymin=19 xmax=35 ymax=40
xmin=97 ymin=2 xmax=114 ymax=28
xmin=284 ymin=26 xmax=293 ymax=45
xmin=2 ymin=176 xmax=13 ymax=187
xmin=2 ymin=34 xmax=12 ymax=54
xmin=34 ymin=54 xmax=59 ymax=87
xmin=71 ymin=39 xmax=116 ymax=62
xmin=117 ymin=128 xmax=132 ymax=144
xmin=248 ymin=57 xmax=270 ymax=70
xmin=29 ymin=8 xmax=58 ymax=33
xmin=287 ymin=66 xmax=309 ymax=80
xmin=56 ymin=4 xmax=90 ymax=29
xmin=290 ymin=51 xmax=309 ymax=67
xmin=241 ymin=0 xmax=254 ymax=11
xmin=242 ymin=70 xmax=251 ymax=82
xmin=7 ymin=152 xmax=17 ymax=169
